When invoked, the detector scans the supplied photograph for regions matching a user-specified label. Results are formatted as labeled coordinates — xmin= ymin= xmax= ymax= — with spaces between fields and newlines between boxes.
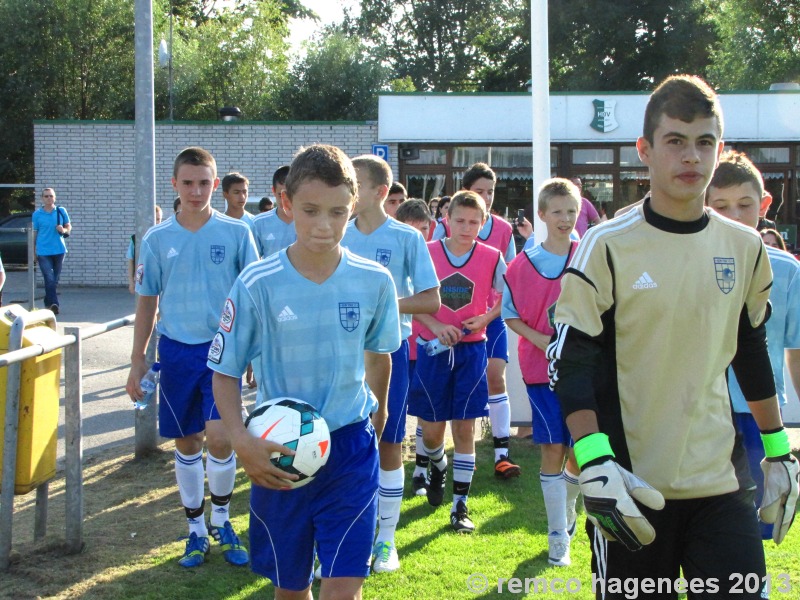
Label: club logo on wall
xmin=590 ymin=99 xmax=619 ymax=133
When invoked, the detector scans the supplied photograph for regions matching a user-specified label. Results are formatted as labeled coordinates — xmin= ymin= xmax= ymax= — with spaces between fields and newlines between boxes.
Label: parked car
xmin=0 ymin=212 xmax=33 ymax=266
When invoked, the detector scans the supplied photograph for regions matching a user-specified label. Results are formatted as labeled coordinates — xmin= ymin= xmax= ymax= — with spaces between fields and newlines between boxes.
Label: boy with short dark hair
xmin=409 ymin=190 xmax=506 ymax=533
xmin=251 ymin=165 xmax=295 ymax=257
xmin=706 ymin=150 xmax=800 ymax=540
xmin=222 ymin=172 xmax=255 ymax=228
xmin=342 ymin=155 xmax=440 ymax=573
xmin=384 ymin=181 xmax=407 ymax=218
xmin=209 ymin=144 xmax=401 ymax=599
xmin=548 ymin=75 xmax=799 ymax=597
xmin=126 ymin=146 xmax=259 ymax=569
xmin=502 ymin=178 xmax=582 ymax=567
xmin=395 ymin=198 xmax=433 ymax=240
xmin=433 ymin=162 xmax=521 ymax=479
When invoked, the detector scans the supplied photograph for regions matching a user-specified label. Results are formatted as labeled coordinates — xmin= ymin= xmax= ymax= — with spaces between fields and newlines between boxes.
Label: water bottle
xmin=424 ymin=329 xmax=471 ymax=356
xmin=134 ymin=362 xmax=161 ymax=410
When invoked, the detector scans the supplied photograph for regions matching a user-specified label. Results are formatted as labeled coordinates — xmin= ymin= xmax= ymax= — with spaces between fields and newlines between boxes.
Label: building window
xmin=619 ymin=146 xmax=644 ymax=167
xmin=403 ymin=148 xmax=448 ymax=165
xmin=572 ymin=148 xmax=614 ymax=165
xmin=745 ymin=147 xmax=790 ymax=164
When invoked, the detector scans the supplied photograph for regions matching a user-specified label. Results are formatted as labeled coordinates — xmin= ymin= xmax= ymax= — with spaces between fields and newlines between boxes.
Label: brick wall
xmin=34 ymin=121 xmax=396 ymax=286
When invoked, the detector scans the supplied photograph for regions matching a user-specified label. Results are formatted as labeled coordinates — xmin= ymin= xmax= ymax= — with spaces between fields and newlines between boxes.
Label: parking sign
xmin=372 ymin=144 xmax=389 ymax=161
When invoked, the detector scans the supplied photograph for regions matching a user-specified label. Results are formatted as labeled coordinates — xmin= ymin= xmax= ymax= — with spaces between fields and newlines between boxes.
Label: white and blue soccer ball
xmin=245 ymin=397 xmax=331 ymax=489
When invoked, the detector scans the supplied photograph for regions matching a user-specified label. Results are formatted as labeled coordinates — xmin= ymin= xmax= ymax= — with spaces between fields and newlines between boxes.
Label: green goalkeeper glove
xmin=759 ymin=429 xmax=799 ymax=545
xmin=575 ymin=433 xmax=665 ymax=552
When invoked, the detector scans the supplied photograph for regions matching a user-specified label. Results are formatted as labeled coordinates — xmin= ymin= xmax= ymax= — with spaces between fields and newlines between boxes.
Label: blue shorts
xmin=486 ymin=316 xmax=509 ymax=362
xmin=527 ymin=383 xmax=572 ymax=446
xmin=382 ymin=340 xmax=409 ymax=444
xmin=249 ymin=419 xmax=378 ymax=590
xmin=408 ymin=340 xmax=489 ymax=422
xmin=158 ymin=335 xmax=227 ymax=439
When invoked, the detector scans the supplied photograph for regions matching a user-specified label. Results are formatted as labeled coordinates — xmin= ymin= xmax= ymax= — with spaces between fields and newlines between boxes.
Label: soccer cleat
xmin=371 ymin=541 xmax=400 ymax=573
xmin=208 ymin=521 xmax=249 ymax=566
xmin=450 ymin=500 xmax=475 ymax=534
xmin=49 ymin=304 xmax=59 ymax=315
xmin=178 ymin=532 xmax=210 ymax=568
xmin=547 ymin=532 xmax=571 ymax=567
xmin=427 ymin=465 xmax=447 ymax=507
xmin=494 ymin=455 xmax=521 ymax=479
xmin=412 ymin=474 xmax=428 ymax=497
xmin=566 ymin=504 xmax=577 ymax=538
xmin=314 ymin=563 xmax=323 ymax=579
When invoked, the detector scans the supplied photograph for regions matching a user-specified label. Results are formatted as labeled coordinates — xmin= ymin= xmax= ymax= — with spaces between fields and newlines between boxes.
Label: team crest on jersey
xmin=220 ymin=299 xmax=235 ymax=332
xmin=135 ymin=264 xmax=144 ymax=285
xmin=376 ymin=249 xmax=391 ymax=267
xmin=547 ymin=301 xmax=557 ymax=329
xmin=208 ymin=333 xmax=224 ymax=363
xmin=440 ymin=272 xmax=474 ymax=311
xmin=339 ymin=302 xmax=360 ymax=332
xmin=714 ymin=257 xmax=736 ymax=294
xmin=210 ymin=245 xmax=225 ymax=264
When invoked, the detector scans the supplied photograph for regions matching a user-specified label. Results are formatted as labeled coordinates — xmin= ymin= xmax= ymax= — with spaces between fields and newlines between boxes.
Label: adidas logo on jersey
xmin=266 ymin=233 xmax=276 ymax=240
xmin=632 ymin=272 xmax=657 ymax=289
xmin=167 ymin=248 xmax=179 ymax=258
xmin=277 ymin=306 xmax=297 ymax=322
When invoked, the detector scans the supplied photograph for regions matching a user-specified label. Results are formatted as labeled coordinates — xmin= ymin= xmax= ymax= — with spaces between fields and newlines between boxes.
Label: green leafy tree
xmin=270 ymin=31 xmax=390 ymax=120
xmin=707 ymin=0 xmax=800 ymax=90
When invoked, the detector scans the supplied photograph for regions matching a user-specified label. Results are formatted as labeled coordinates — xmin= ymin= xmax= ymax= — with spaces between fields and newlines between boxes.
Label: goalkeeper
xmin=547 ymin=74 xmax=798 ymax=599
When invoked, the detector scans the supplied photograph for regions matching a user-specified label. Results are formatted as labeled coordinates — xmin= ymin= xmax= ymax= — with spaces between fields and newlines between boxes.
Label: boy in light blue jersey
xmin=251 ymin=165 xmax=295 ymax=257
xmin=706 ymin=150 xmax=800 ymax=539
xmin=342 ymin=155 xmax=440 ymax=574
xmin=126 ymin=147 xmax=258 ymax=569
xmin=209 ymin=144 xmax=401 ymax=599
xmin=222 ymin=172 xmax=256 ymax=229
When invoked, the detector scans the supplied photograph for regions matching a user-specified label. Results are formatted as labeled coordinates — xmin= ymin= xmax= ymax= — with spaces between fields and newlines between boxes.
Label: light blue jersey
xmin=522 ymin=229 xmax=580 ymax=252
xmin=729 ymin=246 xmax=800 ymax=411
xmin=251 ymin=209 xmax=296 ymax=258
xmin=207 ymin=248 xmax=401 ymax=431
xmin=238 ymin=211 xmax=256 ymax=229
xmin=137 ymin=211 xmax=258 ymax=344
xmin=432 ymin=216 xmax=516 ymax=262
xmin=501 ymin=244 xmax=569 ymax=320
xmin=342 ymin=217 xmax=438 ymax=338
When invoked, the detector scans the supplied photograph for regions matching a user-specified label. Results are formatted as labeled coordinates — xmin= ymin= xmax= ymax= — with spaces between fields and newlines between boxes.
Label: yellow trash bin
xmin=0 ymin=305 xmax=62 ymax=495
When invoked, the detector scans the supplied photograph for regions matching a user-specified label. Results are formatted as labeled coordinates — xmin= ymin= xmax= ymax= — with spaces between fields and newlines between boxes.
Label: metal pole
xmin=168 ymin=2 xmax=174 ymax=121
xmin=135 ymin=0 xmax=158 ymax=454
xmin=0 ymin=316 xmax=28 ymax=570
xmin=135 ymin=332 xmax=159 ymax=457
xmin=64 ymin=326 xmax=84 ymax=553
xmin=27 ymin=227 xmax=35 ymax=310
xmin=531 ymin=0 xmax=551 ymax=242
xmin=34 ymin=483 xmax=48 ymax=540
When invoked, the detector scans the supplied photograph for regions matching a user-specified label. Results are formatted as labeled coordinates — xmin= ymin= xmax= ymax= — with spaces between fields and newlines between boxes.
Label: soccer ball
xmin=244 ymin=398 xmax=331 ymax=489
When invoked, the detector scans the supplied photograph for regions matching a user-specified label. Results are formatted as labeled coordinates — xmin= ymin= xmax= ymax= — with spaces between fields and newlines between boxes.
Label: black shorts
xmin=589 ymin=489 xmax=766 ymax=599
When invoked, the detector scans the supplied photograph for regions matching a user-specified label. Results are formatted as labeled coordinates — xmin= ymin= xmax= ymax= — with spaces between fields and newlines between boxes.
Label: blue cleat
xmin=179 ymin=532 xmax=210 ymax=568
xmin=209 ymin=521 xmax=249 ymax=566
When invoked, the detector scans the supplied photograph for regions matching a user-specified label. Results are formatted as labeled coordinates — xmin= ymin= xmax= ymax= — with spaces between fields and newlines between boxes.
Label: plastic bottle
xmin=134 ymin=362 xmax=161 ymax=410
xmin=424 ymin=329 xmax=471 ymax=356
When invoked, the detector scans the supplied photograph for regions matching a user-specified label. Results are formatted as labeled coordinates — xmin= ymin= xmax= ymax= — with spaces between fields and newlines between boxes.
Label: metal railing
xmin=0 ymin=309 xmax=151 ymax=570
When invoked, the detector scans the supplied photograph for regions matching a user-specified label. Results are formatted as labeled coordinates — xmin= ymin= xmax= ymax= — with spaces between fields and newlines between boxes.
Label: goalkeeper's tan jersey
xmin=550 ymin=200 xmax=773 ymax=500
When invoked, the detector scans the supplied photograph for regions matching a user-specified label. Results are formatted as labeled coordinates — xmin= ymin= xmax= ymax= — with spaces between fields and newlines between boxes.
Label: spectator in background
xmin=761 ymin=228 xmax=787 ymax=251
xmin=33 ymin=187 xmax=71 ymax=314
xmin=127 ymin=205 xmax=163 ymax=294
xmin=384 ymin=182 xmax=407 ymax=218
xmin=258 ymin=197 xmax=274 ymax=213
xmin=435 ymin=196 xmax=451 ymax=223
xmin=428 ymin=196 xmax=440 ymax=218
xmin=569 ymin=177 xmax=601 ymax=236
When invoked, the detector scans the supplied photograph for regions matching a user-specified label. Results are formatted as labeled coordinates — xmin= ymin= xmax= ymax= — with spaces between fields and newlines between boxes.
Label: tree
xmin=270 ymin=31 xmax=390 ymax=120
xmin=707 ymin=0 xmax=800 ymax=90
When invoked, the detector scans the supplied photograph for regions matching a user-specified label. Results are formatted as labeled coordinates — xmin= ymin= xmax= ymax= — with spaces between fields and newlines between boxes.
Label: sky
xmin=288 ymin=0 xmax=358 ymax=53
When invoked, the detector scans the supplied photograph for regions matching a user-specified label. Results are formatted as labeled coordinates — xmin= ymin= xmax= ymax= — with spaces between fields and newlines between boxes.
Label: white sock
xmin=376 ymin=467 xmax=404 ymax=544
xmin=541 ymin=471 xmax=567 ymax=535
xmin=206 ymin=451 xmax=236 ymax=527
xmin=563 ymin=467 xmax=581 ymax=518
xmin=489 ymin=394 xmax=511 ymax=460
xmin=452 ymin=452 xmax=475 ymax=510
xmin=424 ymin=443 xmax=448 ymax=472
xmin=175 ymin=450 xmax=207 ymax=537
xmin=414 ymin=425 xmax=429 ymax=478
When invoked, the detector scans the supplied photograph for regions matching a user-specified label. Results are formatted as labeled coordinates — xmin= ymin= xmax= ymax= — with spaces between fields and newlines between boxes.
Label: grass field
xmin=6 ymin=436 xmax=800 ymax=599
